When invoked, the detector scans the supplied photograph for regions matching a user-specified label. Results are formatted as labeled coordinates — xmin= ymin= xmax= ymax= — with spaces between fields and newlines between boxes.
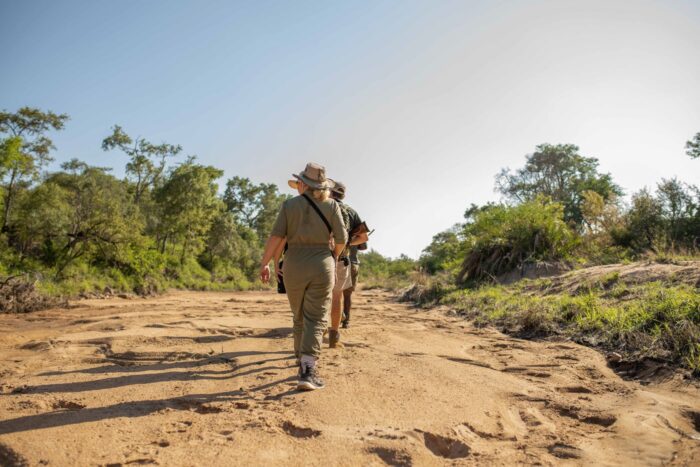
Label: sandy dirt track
xmin=0 ymin=289 xmax=698 ymax=466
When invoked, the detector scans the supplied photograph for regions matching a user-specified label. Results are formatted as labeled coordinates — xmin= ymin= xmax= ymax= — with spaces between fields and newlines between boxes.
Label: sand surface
xmin=0 ymin=289 xmax=698 ymax=466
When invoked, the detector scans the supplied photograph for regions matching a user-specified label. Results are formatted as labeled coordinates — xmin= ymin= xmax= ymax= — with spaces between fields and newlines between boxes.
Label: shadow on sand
xmin=1 ymin=349 xmax=302 ymax=435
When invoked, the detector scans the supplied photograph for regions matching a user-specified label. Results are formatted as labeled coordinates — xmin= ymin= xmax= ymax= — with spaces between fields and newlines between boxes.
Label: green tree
xmin=46 ymin=163 xmax=142 ymax=277
xmin=223 ymin=176 xmax=289 ymax=240
xmin=419 ymin=225 xmax=463 ymax=274
xmin=581 ymin=190 xmax=622 ymax=235
xmin=102 ymin=125 xmax=181 ymax=204
xmin=201 ymin=211 xmax=260 ymax=278
xmin=358 ymin=249 xmax=417 ymax=284
xmin=686 ymin=132 xmax=700 ymax=159
xmin=11 ymin=182 xmax=71 ymax=260
xmin=656 ymin=178 xmax=697 ymax=247
xmin=0 ymin=107 xmax=69 ymax=230
xmin=496 ymin=144 xmax=622 ymax=227
xmin=616 ymin=189 xmax=665 ymax=252
xmin=154 ymin=160 xmax=224 ymax=263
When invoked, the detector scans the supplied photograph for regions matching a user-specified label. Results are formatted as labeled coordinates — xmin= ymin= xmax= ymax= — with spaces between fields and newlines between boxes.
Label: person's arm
xmin=346 ymin=208 xmax=368 ymax=246
xmin=273 ymin=237 xmax=286 ymax=275
xmin=349 ymin=232 xmax=369 ymax=246
xmin=333 ymin=241 xmax=344 ymax=259
xmin=260 ymin=235 xmax=285 ymax=283
xmin=329 ymin=201 xmax=348 ymax=259
xmin=262 ymin=201 xmax=288 ymax=282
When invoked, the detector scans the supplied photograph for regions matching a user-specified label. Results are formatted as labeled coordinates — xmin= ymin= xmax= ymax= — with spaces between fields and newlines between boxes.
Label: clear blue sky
xmin=2 ymin=0 xmax=699 ymax=258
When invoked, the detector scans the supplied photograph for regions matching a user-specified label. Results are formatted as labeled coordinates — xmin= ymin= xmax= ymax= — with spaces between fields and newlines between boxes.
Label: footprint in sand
xmin=421 ymin=431 xmax=471 ymax=459
xmin=519 ymin=409 xmax=543 ymax=428
xmin=172 ymin=400 xmax=224 ymax=414
xmin=501 ymin=367 xmax=552 ymax=378
xmin=548 ymin=443 xmax=583 ymax=459
xmin=281 ymin=421 xmax=321 ymax=438
xmin=557 ymin=386 xmax=594 ymax=394
xmin=453 ymin=421 xmax=516 ymax=442
xmin=167 ymin=421 xmax=192 ymax=434
xmin=19 ymin=340 xmax=54 ymax=351
xmin=52 ymin=400 xmax=86 ymax=410
xmin=551 ymin=404 xmax=617 ymax=428
xmin=367 ymin=446 xmax=413 ymax=467
xmin=524 ymin=371 xmax=552 ymax=378
xmin=517 ymin=408 xmax=557 ymax=432
xmin=685 ymin=410 xmax=700 ymax=433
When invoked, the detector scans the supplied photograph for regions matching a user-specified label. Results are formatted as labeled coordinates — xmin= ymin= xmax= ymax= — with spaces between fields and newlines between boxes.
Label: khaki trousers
xmin=284 ymin=246 xmax=335 ymax=358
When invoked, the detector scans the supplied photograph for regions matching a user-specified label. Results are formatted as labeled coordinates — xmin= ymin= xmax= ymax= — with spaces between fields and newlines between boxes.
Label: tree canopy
xmin=0 ymin=107 xmax=69 ymax=230
xmin=0 ymin=107 xmax=303 ymax=294
xmin=495 ymin=144 xmax=622 ymax=227
xmin=223 ymin=176 xmax=290 ymax=240
xmin=102 ymin=125 xmax=182 ymax=203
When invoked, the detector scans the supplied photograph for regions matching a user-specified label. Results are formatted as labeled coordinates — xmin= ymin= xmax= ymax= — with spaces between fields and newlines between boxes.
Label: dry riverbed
xmin=0 ymin=290 xmax=698 ymax=466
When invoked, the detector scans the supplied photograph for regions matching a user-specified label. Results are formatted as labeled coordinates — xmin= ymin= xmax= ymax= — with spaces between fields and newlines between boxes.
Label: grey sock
xmin=300 ymin=354 xmax=316 ymax=372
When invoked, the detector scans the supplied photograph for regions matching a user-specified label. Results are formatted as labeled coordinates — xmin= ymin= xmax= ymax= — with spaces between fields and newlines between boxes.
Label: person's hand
xmin=260 ymin=264 xmax=271 ymax=283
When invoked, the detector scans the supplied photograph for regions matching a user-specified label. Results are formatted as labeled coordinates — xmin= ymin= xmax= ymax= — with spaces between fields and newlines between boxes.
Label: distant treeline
xmin=1 ymin=107 xmax=699 ymax=297
xmin=419 ymin=139 xmax=700 ymax=285
xmin=0 ymin=107 xmax=293 ymax=295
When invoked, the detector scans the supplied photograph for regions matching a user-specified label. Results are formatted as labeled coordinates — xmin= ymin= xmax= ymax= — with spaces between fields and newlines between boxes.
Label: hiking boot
xmin=297 ymin=366 xmax=325 ymax=391
xmin=328 ymin=329 xmax=340 ymax=348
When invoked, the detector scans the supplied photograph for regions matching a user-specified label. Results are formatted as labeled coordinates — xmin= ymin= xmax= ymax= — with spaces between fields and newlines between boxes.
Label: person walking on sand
xmin=259 ymin=163 xmax=347 ymax=391
xmin=327 ymin=180 xmax=369 ymax=345
xmin=342 ymin=239 xmax=365 ymax=329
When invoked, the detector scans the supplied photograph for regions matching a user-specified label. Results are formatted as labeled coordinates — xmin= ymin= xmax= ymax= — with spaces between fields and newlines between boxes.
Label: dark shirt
xmin=337 ymin=200 xmax=362 ymax=262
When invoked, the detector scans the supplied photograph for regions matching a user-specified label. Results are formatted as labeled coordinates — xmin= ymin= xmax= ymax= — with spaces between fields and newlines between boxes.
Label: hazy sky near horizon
xmin=2 ymin=0 xmax=699 ymax=258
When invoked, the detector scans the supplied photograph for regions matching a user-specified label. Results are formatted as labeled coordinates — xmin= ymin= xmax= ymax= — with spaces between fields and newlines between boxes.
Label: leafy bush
xmin=359 ymin=250 xmax=417 ymax=289
xmin=457 ymin=197 xmax=576 ymax=284
xmin=419 ymin=225 xmax=464 ymax=274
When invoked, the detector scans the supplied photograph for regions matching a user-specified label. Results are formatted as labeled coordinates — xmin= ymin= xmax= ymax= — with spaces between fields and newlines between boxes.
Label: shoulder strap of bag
xmin=302 ymin=193 xmax=332 ymax=233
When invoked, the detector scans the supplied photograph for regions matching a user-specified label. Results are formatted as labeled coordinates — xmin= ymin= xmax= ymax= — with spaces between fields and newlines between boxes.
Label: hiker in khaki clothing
xmin=260 ymin=163 xmax=346 ymax=391
xmin=327 ymin=180 xmax=369 ymax=347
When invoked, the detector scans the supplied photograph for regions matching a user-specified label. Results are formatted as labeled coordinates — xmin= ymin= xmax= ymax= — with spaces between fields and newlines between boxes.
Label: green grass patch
xmin=431 ymin=280 xmax=700 ymax=373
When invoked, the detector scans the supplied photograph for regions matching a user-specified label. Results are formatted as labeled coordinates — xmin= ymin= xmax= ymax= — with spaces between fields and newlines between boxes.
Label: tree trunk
xmin=2 ymin=168 xmax=18 ymax=231
xmin=180 ymin=236 xmax=189 ymax=265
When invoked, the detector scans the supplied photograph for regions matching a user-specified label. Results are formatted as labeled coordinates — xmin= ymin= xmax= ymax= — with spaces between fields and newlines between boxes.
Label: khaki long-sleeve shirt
xmin=271 ymin=194 xmax=347 ymax=247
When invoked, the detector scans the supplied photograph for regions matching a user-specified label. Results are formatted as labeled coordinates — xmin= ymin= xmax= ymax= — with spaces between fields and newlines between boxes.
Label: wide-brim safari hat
xmin=288 ymin=162 xmax=329 ymax=190
xmin=328 ymin=179 xmax=346 ymax=199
